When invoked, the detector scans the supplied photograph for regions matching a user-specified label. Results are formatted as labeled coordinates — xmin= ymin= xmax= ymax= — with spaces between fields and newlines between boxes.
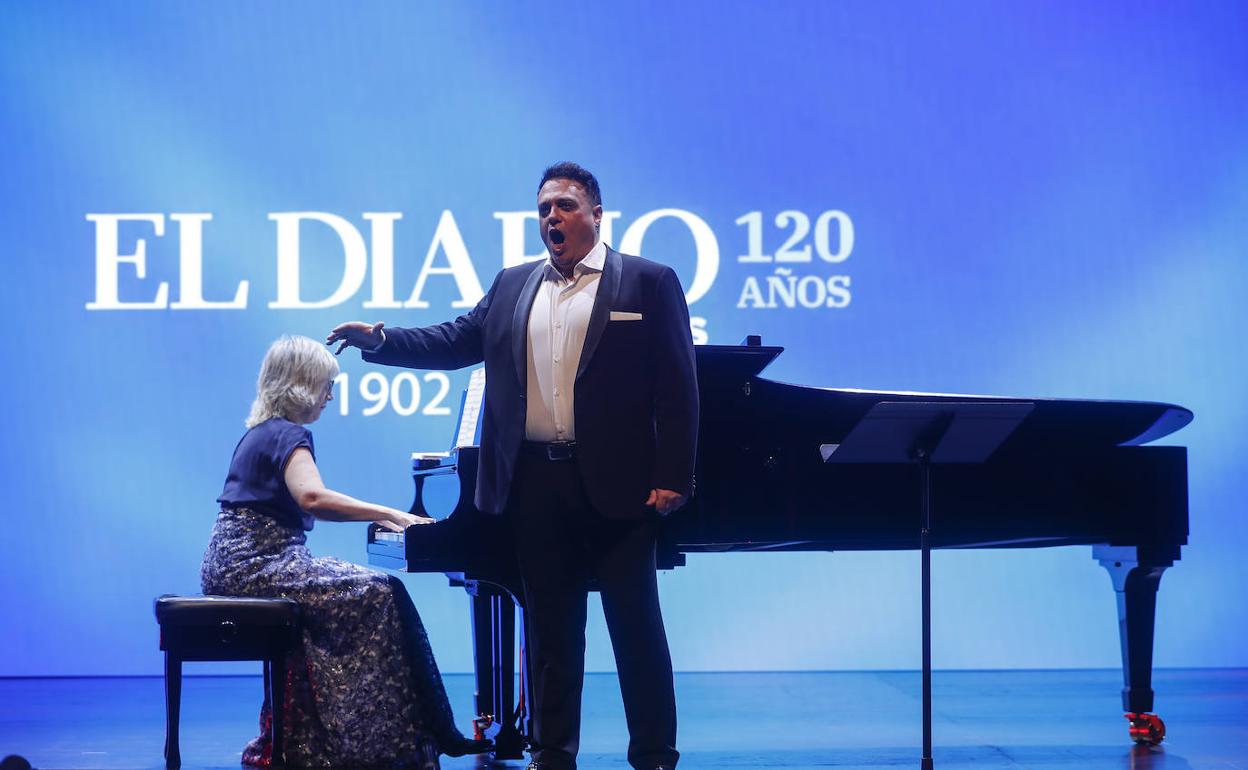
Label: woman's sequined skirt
xmin=201 ymin=508 xmax=454 ymax=768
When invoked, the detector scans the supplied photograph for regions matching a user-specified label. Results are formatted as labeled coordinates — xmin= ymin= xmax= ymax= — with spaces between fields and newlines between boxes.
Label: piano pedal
xmin=1125 ymin=712 xmax=1166 ymax=745
xmin=473 ymin=714 xmax=494 ymax=741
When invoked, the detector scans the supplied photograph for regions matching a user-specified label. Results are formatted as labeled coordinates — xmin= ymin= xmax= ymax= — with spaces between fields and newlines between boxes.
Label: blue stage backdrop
xmin=1 ymin=2 xmax=1245 ymax=677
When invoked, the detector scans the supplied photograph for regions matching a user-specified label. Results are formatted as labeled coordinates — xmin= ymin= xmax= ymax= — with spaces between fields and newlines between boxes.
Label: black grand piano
xmin=367 ymin=338 xmax=1191 ymax=756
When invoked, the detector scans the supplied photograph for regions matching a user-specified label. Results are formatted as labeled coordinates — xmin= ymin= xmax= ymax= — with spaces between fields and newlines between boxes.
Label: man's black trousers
xmin=506 ymin=448 xmax=679 ymax=770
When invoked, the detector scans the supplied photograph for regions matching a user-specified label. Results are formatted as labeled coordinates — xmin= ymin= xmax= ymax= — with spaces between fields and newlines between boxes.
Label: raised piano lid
xmin=694 ymin=341 xmax=1193 ymax=448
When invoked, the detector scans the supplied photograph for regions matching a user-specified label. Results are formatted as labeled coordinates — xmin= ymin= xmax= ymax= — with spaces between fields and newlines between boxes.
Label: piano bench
xmin=153 ymin=595 xmax=301 ymax=770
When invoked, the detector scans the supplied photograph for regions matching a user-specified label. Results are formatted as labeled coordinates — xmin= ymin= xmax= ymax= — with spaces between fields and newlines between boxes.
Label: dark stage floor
xmin=2 ymin=669 xmax=1245 ymax=769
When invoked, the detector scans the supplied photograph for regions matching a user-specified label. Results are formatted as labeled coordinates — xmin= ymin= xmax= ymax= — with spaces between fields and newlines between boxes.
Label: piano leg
xmin=1094 ymin=545 xmax=1176 ymax=745
xmin=468 ymin=581 xmax=527 ymax=759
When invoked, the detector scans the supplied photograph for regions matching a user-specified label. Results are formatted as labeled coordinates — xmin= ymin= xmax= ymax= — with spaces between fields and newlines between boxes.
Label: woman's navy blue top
xmin=217 ymin=417 xmax=316 ymax=531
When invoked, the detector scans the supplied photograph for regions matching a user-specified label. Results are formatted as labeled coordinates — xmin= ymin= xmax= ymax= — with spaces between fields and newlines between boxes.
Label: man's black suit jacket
xmin=363 ymin=247 xmax=699 ymax=520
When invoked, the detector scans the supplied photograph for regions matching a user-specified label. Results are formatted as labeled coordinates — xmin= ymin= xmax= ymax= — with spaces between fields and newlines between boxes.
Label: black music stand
xmin=827 ymin=401 xmax=1033 ymax=769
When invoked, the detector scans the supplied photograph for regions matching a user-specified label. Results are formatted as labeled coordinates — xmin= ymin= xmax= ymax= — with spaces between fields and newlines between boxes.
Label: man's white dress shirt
xmin=524 ymin=241 xmax=606 ymax=442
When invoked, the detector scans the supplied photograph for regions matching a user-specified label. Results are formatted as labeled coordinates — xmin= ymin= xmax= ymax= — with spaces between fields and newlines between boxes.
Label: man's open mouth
xmin=549 ymin=229 xmax=566 ymax=245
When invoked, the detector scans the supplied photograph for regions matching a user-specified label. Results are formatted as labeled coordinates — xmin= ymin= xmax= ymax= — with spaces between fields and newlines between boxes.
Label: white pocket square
xmin=609 ymin=311 xmax=643 ymax=321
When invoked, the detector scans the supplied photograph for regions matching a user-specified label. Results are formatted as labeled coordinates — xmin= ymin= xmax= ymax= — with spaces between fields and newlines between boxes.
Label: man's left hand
xmin=646 ymin=488 xmax=687 ymax=516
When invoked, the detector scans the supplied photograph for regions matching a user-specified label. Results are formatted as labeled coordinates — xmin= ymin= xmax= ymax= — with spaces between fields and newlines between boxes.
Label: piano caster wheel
xmin=1125 ymin=712 xmax=1165 ymax=745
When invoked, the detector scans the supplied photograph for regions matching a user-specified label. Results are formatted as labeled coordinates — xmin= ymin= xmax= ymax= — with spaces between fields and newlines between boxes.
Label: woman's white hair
xmin=246 ymin=335 xmax=340 ymax=427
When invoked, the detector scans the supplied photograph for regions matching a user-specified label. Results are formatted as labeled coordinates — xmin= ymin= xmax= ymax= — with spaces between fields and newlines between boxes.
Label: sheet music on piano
xmin=455 ymin=368 xmax=486 ymax=448
xmin=408 ymin=368 xmax=485 ymax=474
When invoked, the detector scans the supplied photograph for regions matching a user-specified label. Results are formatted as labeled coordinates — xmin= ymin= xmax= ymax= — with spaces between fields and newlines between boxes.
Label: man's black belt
xmin=521 ymin=440 xmax=578 ymax=461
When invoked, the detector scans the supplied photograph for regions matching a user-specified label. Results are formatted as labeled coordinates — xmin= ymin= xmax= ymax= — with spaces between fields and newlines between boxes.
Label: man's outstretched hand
xmin=327 ymin=321 xmax=385 ymax=355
